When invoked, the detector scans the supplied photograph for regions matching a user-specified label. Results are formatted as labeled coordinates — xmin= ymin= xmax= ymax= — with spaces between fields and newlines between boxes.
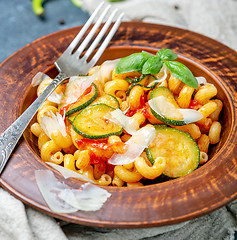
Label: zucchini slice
xmin=72 ymin=104 xmax=123 ymax=139
xmin=92 ymin=94 xmax=120 ymax=109
xmin=63 ymin=83 xmax=98 ymax=116
xmin=148 ymin=125 xmax=200 ymax=178
xmin=149 ymin=86 xmax=186 ymax=126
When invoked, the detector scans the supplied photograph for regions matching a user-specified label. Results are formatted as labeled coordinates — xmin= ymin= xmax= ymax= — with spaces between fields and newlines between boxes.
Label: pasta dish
xmin=31 ymin=49 xmax=222 ymax=187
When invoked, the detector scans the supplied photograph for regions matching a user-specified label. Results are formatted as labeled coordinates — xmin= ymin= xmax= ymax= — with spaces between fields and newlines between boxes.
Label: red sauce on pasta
xmin=142 ymin=103 xmax=151 ymax=119
xmin=189 ymin=99 xmax=200 ymax=109
xmin=75 ymin=138 xmax=126 ymax=165
xmin=125 ymin=95 xmax=146 ymax=117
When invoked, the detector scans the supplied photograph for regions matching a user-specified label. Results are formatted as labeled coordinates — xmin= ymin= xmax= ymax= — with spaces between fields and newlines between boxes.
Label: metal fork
xmin=0 ymin=2 xmax=124 ymax=174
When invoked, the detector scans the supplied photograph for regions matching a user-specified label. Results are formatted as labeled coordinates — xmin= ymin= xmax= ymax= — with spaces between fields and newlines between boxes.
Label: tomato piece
xmin=189 ymin=100 xmax=200 ymax=109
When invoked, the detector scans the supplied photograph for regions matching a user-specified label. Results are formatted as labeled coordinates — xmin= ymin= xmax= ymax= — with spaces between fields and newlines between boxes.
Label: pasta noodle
xmin=134 ymin=156 xmax=166 ymax=179
xmin=194 ymin=84 xmax=217 ymax=105
xmin=177 ymin=85 xmax=195 ymax=109
xmin=209 ymin=99 xmax=223 ymax=121
xmin=199 ymin=151 xmax=208 ymax=165
xmin=197 ymin=134 xmax=210 ymax=153
xmin=112 ymin=174 xmax=124 ymax=187
xmin=128 ymin=85 xmax=144 ymax=110
xmin=51 ymin=152 xmax=64 ymax=165
xmin=209 ymin=121 xmax=222 ymax=144
xmin=168 ymin=75 xmax=183 ymax=95
xmin=31 ymin=122 xmax=43 ymax=137
xmin=114 ymin=165 xmax=143 ymax=183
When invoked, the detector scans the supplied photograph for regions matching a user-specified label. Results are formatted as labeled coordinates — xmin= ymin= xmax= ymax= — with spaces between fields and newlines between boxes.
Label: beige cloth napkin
xmin=1 ymin=0 xmax=237 ymax=239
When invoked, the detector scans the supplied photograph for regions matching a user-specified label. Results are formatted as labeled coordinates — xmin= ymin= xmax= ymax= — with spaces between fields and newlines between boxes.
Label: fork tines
xmin=67 ymin=2 xmax=124 ymax=67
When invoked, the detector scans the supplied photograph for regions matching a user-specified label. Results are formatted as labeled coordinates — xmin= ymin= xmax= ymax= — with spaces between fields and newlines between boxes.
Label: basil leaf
xmin=165 ymin=61 xmax=198 ymax=89
xmin=157 ymin=49 xmax=177 ymax=61
xmin=142 ymin=56 xmax=163 ymax=75
xmin=115 ymin=52 xmax=153 ymax=74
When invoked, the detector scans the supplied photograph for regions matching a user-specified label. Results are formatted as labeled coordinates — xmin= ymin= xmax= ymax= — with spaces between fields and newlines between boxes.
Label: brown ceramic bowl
xmin=0 ymin=22 xmax=236 ymax=228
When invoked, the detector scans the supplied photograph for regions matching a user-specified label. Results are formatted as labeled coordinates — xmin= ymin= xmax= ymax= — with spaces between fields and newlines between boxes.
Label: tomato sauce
xmin=75 ymin=138 xmax=125 ymax=165
xmin=125 ymin=95 xmax=146 ymax=117
xmin=189 ymin=99 xmax=200 ymax=109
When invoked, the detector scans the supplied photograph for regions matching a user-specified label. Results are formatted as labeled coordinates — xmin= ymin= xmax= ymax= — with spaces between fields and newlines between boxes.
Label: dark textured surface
xmin=0 ymin=0 xmax=89 ymax=64
xmin=0 ymin=22 xmax=236 ymax=228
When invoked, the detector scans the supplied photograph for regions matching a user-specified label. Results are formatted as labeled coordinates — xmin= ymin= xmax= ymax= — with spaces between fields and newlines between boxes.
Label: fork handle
xmin=0 ymin=71 xmax=68 ymax=174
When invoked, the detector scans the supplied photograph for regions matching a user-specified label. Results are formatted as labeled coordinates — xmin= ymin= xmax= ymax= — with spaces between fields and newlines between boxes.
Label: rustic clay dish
xmin=0 ymin=22 xmax=236 ymax=228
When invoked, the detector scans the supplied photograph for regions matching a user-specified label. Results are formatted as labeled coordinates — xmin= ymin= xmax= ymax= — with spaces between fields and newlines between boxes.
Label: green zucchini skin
xmin=148 ymin=125 xmax=200 ymax=178
xmin=145 ymin=148 xmax=154 ymax=165
xmin=126 ymin=82 xmax=158 ymax=95
xmin=72 ymin=104 xmax=123 ymax=139
xmin=65 ymin=83 xmax=98 ymax=116
xmin=149 ymin=86 xmax=186 ymax=126
xmin=68 ymin=93 xmax=120 ymax=124
xmin=92 ymin=94 xmax=120 ymax=109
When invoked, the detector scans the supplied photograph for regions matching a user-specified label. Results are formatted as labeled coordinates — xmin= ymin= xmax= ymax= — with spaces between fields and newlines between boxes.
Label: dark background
xmin=0 ymin=0 xmax=89 ymax=64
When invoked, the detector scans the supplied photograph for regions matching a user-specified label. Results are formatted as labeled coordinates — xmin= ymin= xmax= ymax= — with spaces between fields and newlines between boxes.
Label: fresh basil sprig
xmin=115 ymin=48 xmax=198 ymax=89
xmin=142 ymin=56 xmax=163 ymax=75
xmin=115 ymin=52 xmax=153 ymax=74
xmin=157 ymin=49 xmax=178 ymax=61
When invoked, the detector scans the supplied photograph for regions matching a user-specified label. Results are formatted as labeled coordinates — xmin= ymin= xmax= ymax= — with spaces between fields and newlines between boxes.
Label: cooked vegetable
xmin=60 ymin=74 xmax=96 ymax=110
xmin=149 ymin=86 xmax=203 ymax=126
xmin=60 ymin=83 xmax=98 ymax=116
xmin=148 ymin=125 xmax=200 ymax=178
xmin=72 ymin=104 xmax=123 ymax=139
xmin=92 ymin=94 xmax=119 ymax=109
xmin=125 ymin=74 xmax=147 ymax=84
xmin=145 ymin=148 xmax=154 ymax=165
xmin=149 ymin=86 xmax=185 ymax=125
xmin=126 ymin=82 xmax=158 ymax=95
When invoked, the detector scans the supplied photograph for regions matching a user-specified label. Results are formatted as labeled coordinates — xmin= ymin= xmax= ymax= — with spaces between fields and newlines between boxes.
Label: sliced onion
xmin=31 ymin=72 xmax=50 ymax=87
xmin=35 ymin=170 xmax=111 ymax=213
xmin=196 ymin=76 xmax=207 ymax=85
xmin=46 ymin=162 xmax=95 ymax=183
xmin=40 ymin=111 xmax=67 ymax=138
xmin=108 ymin=125 xmax=156 ymax=165
xmin=109 ymin=109 xmax=139 ymax=135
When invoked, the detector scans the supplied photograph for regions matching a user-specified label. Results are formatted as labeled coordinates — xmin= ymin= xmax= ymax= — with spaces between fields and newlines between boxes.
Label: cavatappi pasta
xmin=31 ymin=50 xmax=223 ymax=187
